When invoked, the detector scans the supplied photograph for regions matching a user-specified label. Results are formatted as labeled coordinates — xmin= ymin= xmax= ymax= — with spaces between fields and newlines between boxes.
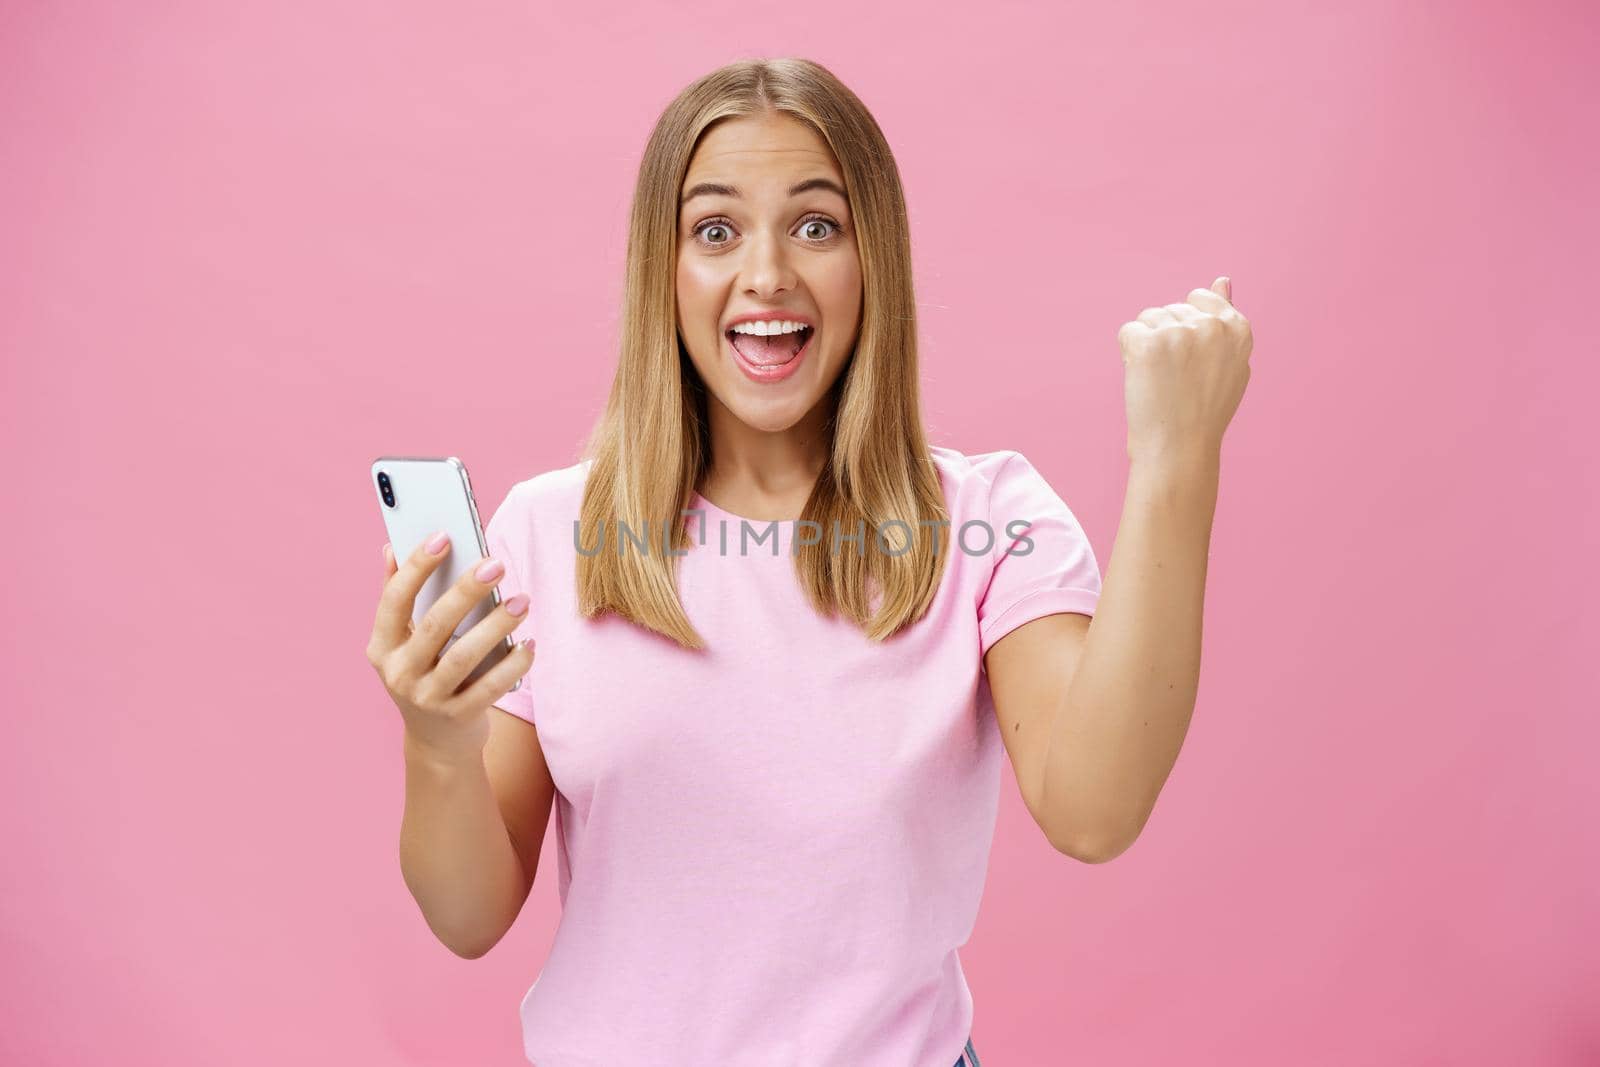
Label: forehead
xmin=682 ymin=114 xmax=842 ymax=186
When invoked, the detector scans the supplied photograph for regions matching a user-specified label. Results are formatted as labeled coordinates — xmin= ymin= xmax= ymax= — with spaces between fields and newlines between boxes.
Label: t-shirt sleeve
xmin=482 ymin=483 xmax=538 ymax=725
xmin=977 ymin=451 xmax=1102 ymax=660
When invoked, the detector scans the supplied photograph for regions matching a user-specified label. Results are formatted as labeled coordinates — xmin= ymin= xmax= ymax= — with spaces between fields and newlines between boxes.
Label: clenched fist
xmin=1117 ymin=276 xmax=1254 ymax=467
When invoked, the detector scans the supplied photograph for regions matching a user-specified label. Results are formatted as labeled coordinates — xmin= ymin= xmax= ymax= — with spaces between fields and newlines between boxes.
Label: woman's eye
xmin=697 ymin=222 xmax=733 ymax=245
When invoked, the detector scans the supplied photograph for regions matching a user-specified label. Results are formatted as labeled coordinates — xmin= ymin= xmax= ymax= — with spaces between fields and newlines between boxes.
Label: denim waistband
xmin=954 ymin=1035 xmax=982 ymax=1067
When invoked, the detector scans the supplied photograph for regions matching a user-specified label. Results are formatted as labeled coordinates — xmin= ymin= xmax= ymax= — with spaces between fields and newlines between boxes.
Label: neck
xmin=699 ymin=393 xmax=835 ymax=514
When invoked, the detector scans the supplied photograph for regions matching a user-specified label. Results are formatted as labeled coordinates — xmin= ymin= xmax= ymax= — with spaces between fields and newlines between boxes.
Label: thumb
xmin=1212 ymin=276 xmax=1232 ymax=303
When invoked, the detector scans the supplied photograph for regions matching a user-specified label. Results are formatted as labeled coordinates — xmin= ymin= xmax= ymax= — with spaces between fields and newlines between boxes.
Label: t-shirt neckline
xmin=689 ymin=490 xmax=801 ymax=526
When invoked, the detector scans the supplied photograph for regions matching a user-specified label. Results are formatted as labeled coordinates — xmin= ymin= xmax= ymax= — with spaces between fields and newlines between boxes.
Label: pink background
xmin=4 ymin=1 xmax=1595 ymax=1063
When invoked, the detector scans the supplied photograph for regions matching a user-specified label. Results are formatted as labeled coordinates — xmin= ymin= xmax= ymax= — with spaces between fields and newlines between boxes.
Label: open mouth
xmin=725 ymin=324 xmax=813 ymax=368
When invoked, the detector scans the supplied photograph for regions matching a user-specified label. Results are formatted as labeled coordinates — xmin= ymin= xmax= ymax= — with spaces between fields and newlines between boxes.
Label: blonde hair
xmin=575 ymin=57 xmax=949 ymax=650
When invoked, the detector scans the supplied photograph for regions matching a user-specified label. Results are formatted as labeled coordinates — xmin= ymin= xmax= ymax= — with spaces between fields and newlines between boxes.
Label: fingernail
xmin=426 ymin=531 xmax=449 ymax=555
xmin=519 ymin=637 xmax=536 ymax=651
xmin=475 ymin=558 xmax=505 ymax=583
xmin=504 ymin=593 xmax=529 ymax=616
xmin=383 ymin=543 xmax=392 ymax=563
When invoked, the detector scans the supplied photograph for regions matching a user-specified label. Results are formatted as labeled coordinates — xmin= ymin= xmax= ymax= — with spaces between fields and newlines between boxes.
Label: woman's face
xmin=676 ymin=112 xmax=863 ymax=435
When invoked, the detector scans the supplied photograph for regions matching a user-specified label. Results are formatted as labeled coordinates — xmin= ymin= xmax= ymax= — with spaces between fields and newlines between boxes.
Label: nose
xmin=738 ymin=227 xmax=797 ymax=300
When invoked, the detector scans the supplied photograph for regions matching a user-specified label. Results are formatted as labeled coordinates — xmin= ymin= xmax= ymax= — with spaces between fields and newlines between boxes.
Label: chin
xmin=723 ymin=396 xmax=816 ymax=434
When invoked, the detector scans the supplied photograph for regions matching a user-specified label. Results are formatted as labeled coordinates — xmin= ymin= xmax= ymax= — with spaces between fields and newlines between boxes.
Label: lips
xmin=725 ymin=326 xmax=814 ymax=383
xmin=726 ymin=325 xmax=811 ymax=367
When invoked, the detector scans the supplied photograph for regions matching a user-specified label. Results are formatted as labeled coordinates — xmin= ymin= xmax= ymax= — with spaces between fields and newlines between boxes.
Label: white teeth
xmin=729 ymin=320 xmax=810 ymax=336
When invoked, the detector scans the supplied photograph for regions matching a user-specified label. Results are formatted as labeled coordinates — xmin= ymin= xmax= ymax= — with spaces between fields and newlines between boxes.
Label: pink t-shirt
xmin=485 ymin=445 xmax=1101 ymax=1066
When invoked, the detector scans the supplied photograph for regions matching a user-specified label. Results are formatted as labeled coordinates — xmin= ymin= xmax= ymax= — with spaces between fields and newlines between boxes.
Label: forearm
xmin=1041 ymin=452 xmax=1219 ymax=859
xmin=399 ymin=734 xmax=528 ymax=958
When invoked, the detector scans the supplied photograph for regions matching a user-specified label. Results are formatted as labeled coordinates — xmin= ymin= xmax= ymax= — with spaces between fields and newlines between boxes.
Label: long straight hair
xmin=575 ymin=57 xmax=949 ymax=650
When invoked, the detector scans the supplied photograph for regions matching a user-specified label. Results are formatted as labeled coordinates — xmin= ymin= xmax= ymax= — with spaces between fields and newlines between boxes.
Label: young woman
xmin=367 ymin=57 xmax=1252 ymax=1067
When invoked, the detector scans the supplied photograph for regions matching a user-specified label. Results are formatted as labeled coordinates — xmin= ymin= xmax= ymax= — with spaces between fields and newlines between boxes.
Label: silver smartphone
xmin=371 ymin=455 xmax=519 ymax=692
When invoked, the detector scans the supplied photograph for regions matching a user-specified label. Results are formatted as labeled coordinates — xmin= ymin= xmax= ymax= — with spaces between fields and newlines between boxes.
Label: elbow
xmin=1047 ymin=814 xmax=1144 ymax=864
xmin=446 ymin=931 xmax=502 ymax=960
xmin=1057 ymin=832 xmax=1134 ymax=864
xmin=423 ymin=914 xmax=509 ymax=960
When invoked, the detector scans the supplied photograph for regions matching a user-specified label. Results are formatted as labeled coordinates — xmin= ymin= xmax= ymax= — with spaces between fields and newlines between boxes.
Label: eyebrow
xmin=680 ymin=177 xmax=849 ymax=207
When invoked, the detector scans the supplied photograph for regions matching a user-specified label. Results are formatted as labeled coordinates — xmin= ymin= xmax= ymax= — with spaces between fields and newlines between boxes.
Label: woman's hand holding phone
xmin=366 ymin=534 xmax=536 ymax=764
